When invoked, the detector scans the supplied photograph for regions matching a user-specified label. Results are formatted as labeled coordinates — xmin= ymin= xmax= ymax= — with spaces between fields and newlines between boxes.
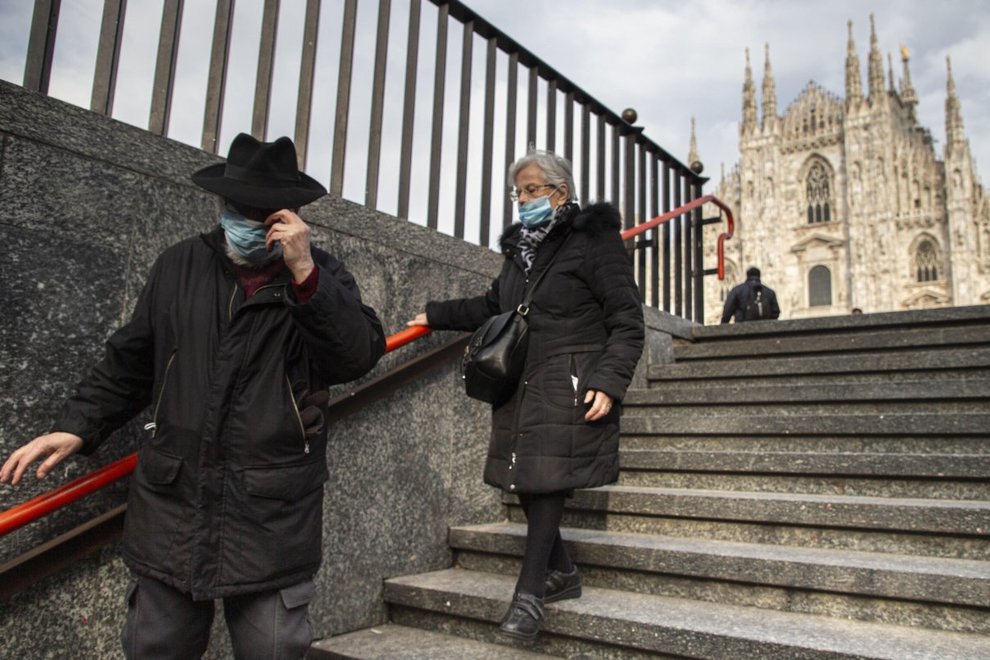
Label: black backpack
xmin=743 ymin=284 xmax=769 ymax=321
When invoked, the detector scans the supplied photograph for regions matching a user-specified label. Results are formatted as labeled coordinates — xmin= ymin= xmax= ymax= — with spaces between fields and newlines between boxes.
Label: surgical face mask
xmin=518 ymin=195 xmax=555 ymax=228
xmin=220 ymin=208 xmax=281 ymax=265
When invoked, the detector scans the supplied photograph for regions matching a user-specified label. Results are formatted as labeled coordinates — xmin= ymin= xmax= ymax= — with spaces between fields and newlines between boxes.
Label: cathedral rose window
xmin=806 ymin=162 xmax=832 ymax=224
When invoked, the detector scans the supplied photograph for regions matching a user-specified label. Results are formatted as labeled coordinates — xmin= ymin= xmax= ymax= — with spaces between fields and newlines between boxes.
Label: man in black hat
xmin=720 ymin=266 xmax=781 ymax=323
xmin=1 ymin=133 xmax=386 ymax=658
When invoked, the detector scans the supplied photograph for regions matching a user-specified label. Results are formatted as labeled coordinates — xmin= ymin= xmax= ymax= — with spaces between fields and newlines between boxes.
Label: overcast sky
xmin=1 ymin=0 xmax=988 ymax=239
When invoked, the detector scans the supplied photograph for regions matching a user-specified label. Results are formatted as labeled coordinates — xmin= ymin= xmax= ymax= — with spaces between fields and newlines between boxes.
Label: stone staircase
xmin=312 ymin=306 xmax=990 ymax=659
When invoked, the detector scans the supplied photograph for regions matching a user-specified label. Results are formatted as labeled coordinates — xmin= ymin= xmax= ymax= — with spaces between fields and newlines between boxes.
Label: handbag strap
xmin=516 ymin=232 xmax=570 ymax=317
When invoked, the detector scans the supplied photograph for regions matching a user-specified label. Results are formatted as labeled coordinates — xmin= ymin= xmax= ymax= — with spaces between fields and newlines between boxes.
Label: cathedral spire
xmin=867 ymin=14 xmax=886 ymax=102
xmin=742 ymin=48 xmax=758 ymax=135
xmin=899 ymin=46 xmax=918 ymax=108
xmin=945 ymin=56 xmax=966 ymax=152
xmin=887 ymin=53 xmax=896 ymax=93
xmin=845 ymin=20 xmax=863 ymax=107
xmin=688 ymin=116 xmax=700 ymax=165
xmin=761 ymin=43 xmax=777 ymax=128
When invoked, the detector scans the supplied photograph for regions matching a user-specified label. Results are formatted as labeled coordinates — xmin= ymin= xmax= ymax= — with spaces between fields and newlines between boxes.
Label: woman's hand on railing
xmin=1 ymin=432 xmax=84 ymax=486
xmin=406 ymin=312 xmax=430 ymax=327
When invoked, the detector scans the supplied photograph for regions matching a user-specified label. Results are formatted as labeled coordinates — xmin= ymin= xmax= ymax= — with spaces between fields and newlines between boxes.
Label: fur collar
xmin=499 ymin=202 xmax=622 ymax=252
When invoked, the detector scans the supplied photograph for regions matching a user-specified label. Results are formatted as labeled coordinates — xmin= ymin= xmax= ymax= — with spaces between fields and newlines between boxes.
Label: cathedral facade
xmin=701 ymin=15 xmax=990 ymax=324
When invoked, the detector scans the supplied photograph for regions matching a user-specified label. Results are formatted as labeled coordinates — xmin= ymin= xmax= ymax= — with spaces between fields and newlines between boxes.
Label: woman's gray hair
xmin=508 ymin=149 xmax=577 ymax=202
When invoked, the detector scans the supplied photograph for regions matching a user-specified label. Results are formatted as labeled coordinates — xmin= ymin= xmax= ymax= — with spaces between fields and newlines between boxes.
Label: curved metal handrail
xmin=0 ymin=195 xmax=733 ymax=537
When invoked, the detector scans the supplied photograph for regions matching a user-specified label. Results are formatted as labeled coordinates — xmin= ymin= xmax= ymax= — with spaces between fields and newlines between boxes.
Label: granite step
xmin=309 ymin=623 xmax=553 ymax=659
xmin=690 ymin=305 xmax=990 ymax=341
xmin=625 ymin=378 xmax=990 ymax=404
xmin=557 ymin=485 xmax=989 ymax=535
xmin=620 ymin=400 xmax=988 ymax=417
xmin=648 ymin=346 xmax=990 ymax=381
xmin=617 ymin=468 xmax=990 ymax=500
xmin=645 ymin=369 xmax=990 ymax=392
xmin=384 ymin=569 xmax=990 ymax=659
xmin=619 ymin=412 xmax=990 ymax=436
xmin=503 ymin=487 xmax=989 ymax=559
xmin=672 ymin=325 xmax=990 ymax=361
xmin=619 ymin=434 xmax=989 ymax=455
xmin=619 ymin=448 xmax=989 ymax=478
xmin=449 ymin=523 xmax=990 ymax=612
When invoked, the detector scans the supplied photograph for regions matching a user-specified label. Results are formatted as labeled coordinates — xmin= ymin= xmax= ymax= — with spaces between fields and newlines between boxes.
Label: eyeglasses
xmin=509 ymin=184 xmax=557 ymax=202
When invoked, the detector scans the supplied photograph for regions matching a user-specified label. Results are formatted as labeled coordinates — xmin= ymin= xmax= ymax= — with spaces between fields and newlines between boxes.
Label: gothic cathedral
xmin=702 ymin=15 xmax=990 ymax=323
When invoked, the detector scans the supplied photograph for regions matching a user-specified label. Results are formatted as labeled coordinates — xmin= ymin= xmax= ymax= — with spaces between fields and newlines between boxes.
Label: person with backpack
xmin=721 ymin=266 xmax=781 ymax=323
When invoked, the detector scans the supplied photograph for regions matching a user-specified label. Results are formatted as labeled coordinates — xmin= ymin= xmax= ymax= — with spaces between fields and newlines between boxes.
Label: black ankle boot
xmin=498 ymin=591 xmax=545 ymax=640
xmin=544 ymin=566 xmax=581 ymax=603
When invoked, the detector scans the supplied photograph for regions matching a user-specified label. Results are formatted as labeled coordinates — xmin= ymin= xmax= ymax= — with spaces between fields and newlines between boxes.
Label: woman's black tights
xmin=515 ymin=492 xmax=574 ymax=597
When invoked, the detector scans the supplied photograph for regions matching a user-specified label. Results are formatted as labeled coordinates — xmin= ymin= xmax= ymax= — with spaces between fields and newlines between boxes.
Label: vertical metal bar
xmin=91 ymin=0 xmax=127 ymax=115
xmin=545 ymin=78 xmax=556 ymax=152
xmin=24 ymin=0 xmax=60 ymax=94
xmin=201 ymin=0 xmax=235 ymax=153
xmin=596 ymin=114 xmax=605 ymax=201
xmin=479 ymin=36 xmax=497 ymax=245
xmin=650 ymin=156 xmax=660 ymax=308
xmin=526 ymin=66 xmax=538 ymax=149
xmin=684 ymin=172 xmax=694 ymax=320
xmin=397 ymin=0 xmax=421 ymax=219
xmin=426 ymin=2 xmax=449 ymax=229
xmin=365 ymin=0 xmax=391 ymax=210
xmin=330 ymin=0 xmax=358 ymax=198
xmin=453 ymin=20 xmax=473 ymax=239
xmin=563 ymin=91 xmax=574 ymax=163
xmin=294 ymin=0 xmax=321 ymax=169
xmin=251 ymin=0 xmax=280 ymax=140
xmin=502 ymin=51 xmax=518 ymax=228
xmin=693 ymin=180 xmax=706 ymax=322
xmin=611 ymin=123 xmax=620 ymax=206
xmin=637 ymin=144 xmax=647 ymax=303
xmin=673 ymin=172 xmax=683 ymax=317
xmin=623 ymin=132 xmax=635 ymax=230
xmin=662 ymin=162 xmax=671 ymax=312
xmin=148 ymin=0 xmax=183 ymax=136
xmin=580 ymin=103 xmax=590 ymax=204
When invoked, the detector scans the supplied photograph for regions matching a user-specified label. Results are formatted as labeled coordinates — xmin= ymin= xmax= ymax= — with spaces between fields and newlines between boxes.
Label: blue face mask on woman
xmin=220 ymin=208 xmax=281 ymax=264
xmin=518 ymin=195 xmax=555 ymax=228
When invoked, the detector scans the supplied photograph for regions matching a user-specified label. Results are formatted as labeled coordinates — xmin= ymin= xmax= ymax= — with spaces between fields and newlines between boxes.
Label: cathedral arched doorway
xmin=809 ymin=265 xmax=832 ymax=306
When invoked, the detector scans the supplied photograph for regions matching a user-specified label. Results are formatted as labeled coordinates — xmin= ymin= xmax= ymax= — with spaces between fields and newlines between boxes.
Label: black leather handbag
xmin=462 ymin=243 xmax=564 ymax=405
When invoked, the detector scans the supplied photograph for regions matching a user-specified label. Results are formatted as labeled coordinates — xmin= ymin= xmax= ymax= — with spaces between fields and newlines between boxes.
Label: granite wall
xmin=0 ymin=79 xmax=688 ymax=657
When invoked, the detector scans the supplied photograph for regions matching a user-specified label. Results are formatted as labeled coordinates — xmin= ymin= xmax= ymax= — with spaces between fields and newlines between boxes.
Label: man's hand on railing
xmin=0 ymin=432 xmax=84 ymax=486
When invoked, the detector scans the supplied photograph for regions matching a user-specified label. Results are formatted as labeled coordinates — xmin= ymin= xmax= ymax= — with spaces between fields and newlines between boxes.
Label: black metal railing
xmin=13 ymin=0 xmax=712 ymax=321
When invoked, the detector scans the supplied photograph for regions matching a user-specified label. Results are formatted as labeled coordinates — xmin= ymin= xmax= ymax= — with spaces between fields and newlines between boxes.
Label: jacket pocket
xmin=243 ymin=460 xmax=329 ymax=501
xmin=140 ymin=447 xmax=182 ymax=487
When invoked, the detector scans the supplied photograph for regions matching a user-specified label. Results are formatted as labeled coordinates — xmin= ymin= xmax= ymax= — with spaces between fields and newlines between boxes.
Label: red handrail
xmin=0 ymin=195 xmax=733 ymax=537
xmin=620 ymin=194 xmax=734 ymax=280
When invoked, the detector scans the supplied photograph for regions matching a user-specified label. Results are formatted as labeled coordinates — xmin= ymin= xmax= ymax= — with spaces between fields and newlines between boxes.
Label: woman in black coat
xmin=409 ymin=150 xmax=644 ymax=640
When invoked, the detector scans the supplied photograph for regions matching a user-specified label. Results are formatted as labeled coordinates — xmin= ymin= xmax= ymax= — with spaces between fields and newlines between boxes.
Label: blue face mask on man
xmin=518 ymin=194 xmax=556 ymax=228
xmin=220 ymin=207 xmax=281 ymax=264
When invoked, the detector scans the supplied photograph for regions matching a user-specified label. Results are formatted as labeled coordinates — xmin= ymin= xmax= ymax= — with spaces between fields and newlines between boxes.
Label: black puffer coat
xmin=427 ymin=203 xmax=644 ymax=494
xmin=56 ymin=227 xmax=385 ymax=599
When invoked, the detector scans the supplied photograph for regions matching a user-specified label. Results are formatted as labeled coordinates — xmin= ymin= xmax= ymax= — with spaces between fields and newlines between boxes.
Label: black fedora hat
xmin=191 ymin=133 xmax=327 ymax=208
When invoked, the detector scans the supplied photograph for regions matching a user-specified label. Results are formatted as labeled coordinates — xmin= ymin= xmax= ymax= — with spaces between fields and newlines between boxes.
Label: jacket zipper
xmin=227 ymin=282 xmax=238 ymax=320
xmin=285 ymin=375 xmax=309 ymax=454
xmin=570 ymin=354 xmax=579 ymax=407
xmin=145 ymin=350 xmax=177 ymax=438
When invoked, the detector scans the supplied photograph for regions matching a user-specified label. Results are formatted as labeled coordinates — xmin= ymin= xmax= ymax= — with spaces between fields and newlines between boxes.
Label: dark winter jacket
xmin=426 ymin=203 xmax=644 ymax=494
xmin=55 ymin=227 xmax=386 ymax=599
xmin=720 ymin=277 xmax=781 ymax=323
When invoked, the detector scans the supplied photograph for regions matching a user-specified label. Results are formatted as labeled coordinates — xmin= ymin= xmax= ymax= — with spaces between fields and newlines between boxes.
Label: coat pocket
xmin=242 ymin=460 xmax=329 ymax=501
xmin=139 ymin=447 xmax=182 ymax=488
